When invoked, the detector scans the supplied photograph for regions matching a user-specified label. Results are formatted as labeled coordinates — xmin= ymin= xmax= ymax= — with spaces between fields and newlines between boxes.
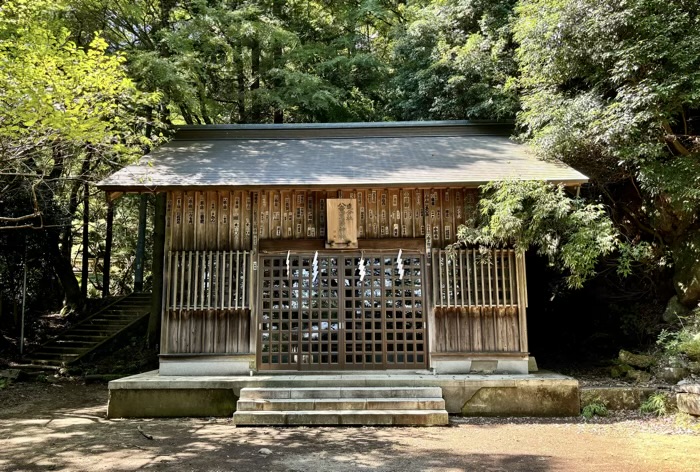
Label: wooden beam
xmin=148 ymin=193 xmax=166 ymax=348
xmin=134 ymin=194 xmax=148 ymax=292
xmin=259 ymin=237 xmax=426 ymax=253
xmin=102 ymin=200 xmax=114 ymax=297
xmin=107 ymin=191 xmax=124 ymax=203
xmin=81 ymin=182 xmax=89 ymax=297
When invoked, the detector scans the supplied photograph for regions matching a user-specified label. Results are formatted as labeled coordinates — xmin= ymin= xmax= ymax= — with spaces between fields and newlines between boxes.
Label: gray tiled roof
xmin=98 ymin=122 xmax=587 ymax=190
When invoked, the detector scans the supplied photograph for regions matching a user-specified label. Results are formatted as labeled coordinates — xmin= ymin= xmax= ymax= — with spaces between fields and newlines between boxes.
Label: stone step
xmin=26 ymin=352 xmax=79 ymax=361
xmin=69 ymin=328 xmax=122 ymax=336
xmin=233 ymin=409 xmax=448 ymax=426
xmin=24 ymin=293 xmax=152 ymax=366
xmin=49 ymin=340 xmax=96 ymax=346
xmin=110 ymin=302 xmax=150 ymax=308
xmin=35 ymin=346 xmax=90 ymax=354
xmin=92 ymin=311 xmax=147 ymax=319
xmin=102 ymin=308 xmax=149 ymax=314
xmin=239 ymin=386 xmax=443 ymax=400
xmin=237 ymin=397 xmax=446 ymax=412
xmin=88 ymin=318 xmax=135 ymax=326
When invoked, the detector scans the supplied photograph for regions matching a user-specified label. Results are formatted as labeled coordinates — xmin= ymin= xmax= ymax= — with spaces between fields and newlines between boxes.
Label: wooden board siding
xmin=162 ymin=309 xmax=251 ymax=354
xmin=433 ymin=307 xmax=520 ymax=353
xmin=161 ymin=188 xmax=528 ymax=359
xmin=164 ymin=188 xmax=479 ymax=252
xmin=431 ymin=249 xmax=525 ymax=353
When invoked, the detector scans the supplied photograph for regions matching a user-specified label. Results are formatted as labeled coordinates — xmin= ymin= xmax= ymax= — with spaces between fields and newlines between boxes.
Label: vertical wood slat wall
xmin=431 ymin=249 xmax=524 ymax=353
xmin=161 ymin=250 xmax=252 ymax=355
xmin=166 ymin=250 xmax=249 ymax=311
xmin=164 ymin=188 xmax=480 ymax=251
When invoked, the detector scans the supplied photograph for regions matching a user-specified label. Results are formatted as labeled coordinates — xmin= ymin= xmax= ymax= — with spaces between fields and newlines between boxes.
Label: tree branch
xmin=662 ymin=120 xmax=690 ymax=156
xmin=0 ymin=213 xmax=42 ymax=223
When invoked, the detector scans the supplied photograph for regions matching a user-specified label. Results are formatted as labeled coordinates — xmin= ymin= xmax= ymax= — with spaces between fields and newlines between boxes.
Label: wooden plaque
xmin=326 ymin=198 xmax=358 ymax=248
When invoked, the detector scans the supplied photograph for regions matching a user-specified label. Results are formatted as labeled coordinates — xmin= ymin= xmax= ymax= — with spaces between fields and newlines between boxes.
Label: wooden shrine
xmin=98 ymin=121 xmax=587 ymax=375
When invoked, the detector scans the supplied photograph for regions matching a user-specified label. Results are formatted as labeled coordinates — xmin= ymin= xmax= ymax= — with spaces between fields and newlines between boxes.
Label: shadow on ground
xmin=0 ymin=383 xmax=558 ymax=471
xmin=1 ymin=382 xmax=698 ymax=472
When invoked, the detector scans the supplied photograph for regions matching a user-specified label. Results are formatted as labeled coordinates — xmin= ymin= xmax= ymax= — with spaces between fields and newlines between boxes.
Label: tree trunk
xmin=197 ymin=81 xmax=212 ymax=124
xmin=234 ymin=49 xmax=247 ymax=122
xmin=672 ymin=230 xmax=700 ymax=307
xmin=251 ymin=39 xmax=261 ymax=122
xmin=46 ymin=228 xmax=84 ymax=311
xmin=272 ymin=0 xmax=284 ymax=123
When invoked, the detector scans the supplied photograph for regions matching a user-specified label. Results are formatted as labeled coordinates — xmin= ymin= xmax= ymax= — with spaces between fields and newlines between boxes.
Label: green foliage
xmin=68 ymin=0 xmax=521 ymax=124
xmin=388 ymin=0 xmax=519 ymax=120
xmin=640 ymin=393 xmax=671 ymax=417
xmin=0 ymin=0 xmax=161 ymax=197
xmin=70 ymin=0 xmax=392 ymax=124
xmin=657 ymin=309 xmax=700 ymax=360
xmin=0 ymin=0 xmax=163 ymax=307
xmin=456 ymin=180 xmax=620 ymax=288
xmin=581 ymin=397 xmax=608 ymax=419
xmin=514 ymin=0 xmax=700 ymax=306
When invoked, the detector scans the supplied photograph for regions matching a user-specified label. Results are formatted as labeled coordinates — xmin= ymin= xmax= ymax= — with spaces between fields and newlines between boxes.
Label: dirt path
xmin=1 ymin=382 xmax=699 ymax=471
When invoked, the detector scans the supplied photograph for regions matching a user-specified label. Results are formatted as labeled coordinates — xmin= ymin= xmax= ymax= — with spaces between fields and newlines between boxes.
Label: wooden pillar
xmin=134 ymin=194 xmax=148 ymax=292
xmin=148 ymin=193 xmax=166 ymax=348
xmin=516 ymin=252 xmax=529 ymax=353
xmin=81 ymin=182 xmax=90 ymax=297
xmin=102 ymin=199 xmax=114 ymax=298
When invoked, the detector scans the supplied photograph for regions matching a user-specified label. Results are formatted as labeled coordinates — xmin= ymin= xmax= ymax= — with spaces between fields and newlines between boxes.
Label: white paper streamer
xmin=397 ymin=249 xmax=404 ymax=280
xmin=312 ymin=251 xmax=319 ymax=284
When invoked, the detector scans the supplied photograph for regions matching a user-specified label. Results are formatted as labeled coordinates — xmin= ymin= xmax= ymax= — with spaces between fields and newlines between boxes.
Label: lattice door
xmin=342 ymin=255 xmax=427 ymax=369
xmin=257 ymin=252 xmax=427 ymax=370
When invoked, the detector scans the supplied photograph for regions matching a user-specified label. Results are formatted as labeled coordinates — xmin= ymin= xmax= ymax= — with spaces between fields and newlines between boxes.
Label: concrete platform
xmin=108 ymin=370 xmax=580 ymax=419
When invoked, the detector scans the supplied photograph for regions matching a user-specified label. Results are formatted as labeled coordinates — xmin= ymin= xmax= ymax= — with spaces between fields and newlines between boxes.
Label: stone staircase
xmin=25 ymin=293 xmax=151 ymax=367
xmin=233 ymin=386 xmax=449 ymax=426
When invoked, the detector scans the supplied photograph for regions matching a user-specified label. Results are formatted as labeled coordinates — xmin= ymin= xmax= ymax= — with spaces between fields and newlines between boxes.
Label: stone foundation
xmin=107 ymin=370 xmax=579 ymax=419
xmin=431 ymin=354 xmax=529 ymax=375
xmin=159 ymin=355 xmax=253 ymax=376
xmin=580 ymin=387 xmax=657 ymax=411
xmin=108 ymin=388 xmax=238 ymax=418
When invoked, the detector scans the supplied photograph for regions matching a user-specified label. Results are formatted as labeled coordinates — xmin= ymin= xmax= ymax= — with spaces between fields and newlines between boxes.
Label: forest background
xmin=1 ymin=0 xmax=699 ymax=364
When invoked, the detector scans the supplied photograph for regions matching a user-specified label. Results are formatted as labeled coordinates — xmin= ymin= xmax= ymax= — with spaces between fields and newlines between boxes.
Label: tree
xmin=0 ymin=0 xmax=161 ymax=309
xmin=514 ymin=0 xmax=700 ymax=310
xmin=67 ymin=0 xmax=391 ymax=124
xmin=388 ymin=0 xmax=519 ymax=120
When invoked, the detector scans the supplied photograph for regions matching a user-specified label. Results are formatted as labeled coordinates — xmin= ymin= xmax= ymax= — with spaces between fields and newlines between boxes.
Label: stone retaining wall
xmin=676 ymin=384 xmax=700 ymax=417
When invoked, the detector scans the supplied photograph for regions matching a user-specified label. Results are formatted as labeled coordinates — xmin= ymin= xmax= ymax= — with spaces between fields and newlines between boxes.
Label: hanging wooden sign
xmin=326 ymin=198 xmax=358 ymax=248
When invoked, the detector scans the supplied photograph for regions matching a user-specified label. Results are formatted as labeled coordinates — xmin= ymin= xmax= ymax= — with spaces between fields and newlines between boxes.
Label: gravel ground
xmin=452 ymin=410 xmax=700 ymax=436
xmin=1 ymin=380 xmax=700 ymax=471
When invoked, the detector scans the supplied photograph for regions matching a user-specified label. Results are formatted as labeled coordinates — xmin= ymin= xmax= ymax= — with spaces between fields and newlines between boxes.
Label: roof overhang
xmin=98 ymin=121 xmax=588 ymax=194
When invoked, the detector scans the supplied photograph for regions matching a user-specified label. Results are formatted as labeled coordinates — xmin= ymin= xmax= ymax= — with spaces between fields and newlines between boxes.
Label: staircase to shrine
xmin=232 ymin=386 xmax=449 ymax=426
xmin=24 ymin=293 xmax=151 ymax=367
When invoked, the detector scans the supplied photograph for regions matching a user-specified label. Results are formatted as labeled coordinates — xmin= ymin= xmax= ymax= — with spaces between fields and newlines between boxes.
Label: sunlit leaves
xmin=389 ymin=0 xmax=519 ymax=120
xmin=457 ymin=180 xmax=619 ymax=288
